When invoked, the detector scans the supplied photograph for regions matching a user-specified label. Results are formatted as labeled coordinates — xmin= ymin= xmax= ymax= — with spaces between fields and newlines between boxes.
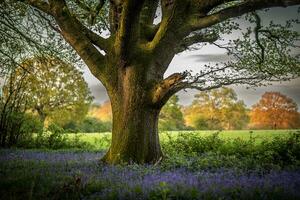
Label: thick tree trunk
xmin=102 ymin=103 xmax=163 ymax=164
xmin=101 ymin=65 xmax=163 ymax=164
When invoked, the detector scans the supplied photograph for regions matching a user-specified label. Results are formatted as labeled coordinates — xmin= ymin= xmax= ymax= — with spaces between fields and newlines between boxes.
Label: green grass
xmin=162 ymin=130 xmax=296 ymax=141
xmin=67 ymin=130 xmax=297 ymax=149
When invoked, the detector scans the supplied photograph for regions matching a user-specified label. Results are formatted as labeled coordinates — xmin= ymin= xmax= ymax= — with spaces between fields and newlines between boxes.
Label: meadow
xmin=1 ymin=130 xmax=300 ymax=200
xmin=69 ymin=130 xmax=295 ymax=149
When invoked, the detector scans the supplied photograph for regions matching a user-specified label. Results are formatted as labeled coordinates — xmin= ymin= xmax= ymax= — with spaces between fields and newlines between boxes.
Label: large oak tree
xmin=7 ymin=0 xmax=300 ymax=164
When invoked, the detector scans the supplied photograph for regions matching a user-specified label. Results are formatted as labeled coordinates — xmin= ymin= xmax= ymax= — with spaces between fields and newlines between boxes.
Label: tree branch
xmin=140 ymin=0 xmax=159 ymax=26
xmin=145 ymin=0 xmax=179 ymax=51
xmin=73 ymin=0 xmax=92 ymax=12
xmin=139 ymin=0 xmax=160 ymax=41
xmin=81 ymin=25 xmax=111 ymax=52
xmin=19 ymin=0 xmax=51 ymax=15
xmin=44 ymin=0 xmax=108 ymax=80
xmin=114 ymin=0 xmax=145 ymax=60
xmin=189 ymin=0 xmax=300 ymax=31
xmin=151 ymin=72 xmax=187 ymax=107
xmin=72 ymin=0 xmax=106 ymax=25
xmin=175 ymin=32 xmax=219 ymax=53
xmin=91 ymin=0 xmax=106 ymax=25
xmin=108 ymin=0 xmax=123 ymax=34
xmin=253 ymin=12 xmax=265 ymax=64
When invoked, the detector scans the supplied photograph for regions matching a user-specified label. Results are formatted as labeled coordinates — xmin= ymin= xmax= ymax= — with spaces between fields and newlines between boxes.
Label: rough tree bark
xmin=20 ymin=0 xmax=300 ymax=164
xmin=102 ymin=64 xmax=164 ymax=164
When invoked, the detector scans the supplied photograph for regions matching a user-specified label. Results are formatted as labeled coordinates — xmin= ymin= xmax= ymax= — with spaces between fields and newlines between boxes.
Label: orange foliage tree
xmin=250 ymin=92 xmax=300 ymax=129
xmin=88 ymin=101 xmax=112 ymax=123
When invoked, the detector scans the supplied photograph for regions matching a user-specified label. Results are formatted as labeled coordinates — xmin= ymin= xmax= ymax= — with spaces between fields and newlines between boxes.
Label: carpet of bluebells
xmin=1 ymin=132 xmax=300 ymax=200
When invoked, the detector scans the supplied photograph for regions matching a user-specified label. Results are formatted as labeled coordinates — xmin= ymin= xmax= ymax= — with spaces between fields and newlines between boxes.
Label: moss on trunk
xmin=101 ymin=65 xmax=163 ymax=164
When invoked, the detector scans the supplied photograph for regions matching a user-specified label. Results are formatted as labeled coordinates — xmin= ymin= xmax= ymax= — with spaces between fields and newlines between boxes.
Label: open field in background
xmin=68 ymin=130 xmax=299 ymax=150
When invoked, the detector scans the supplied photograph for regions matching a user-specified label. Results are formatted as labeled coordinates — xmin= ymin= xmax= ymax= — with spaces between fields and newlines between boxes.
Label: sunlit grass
xmin=66 ymin=130 xmax=298 ymax=149
xmin=161 ymin=130 xmax=297 ymax=141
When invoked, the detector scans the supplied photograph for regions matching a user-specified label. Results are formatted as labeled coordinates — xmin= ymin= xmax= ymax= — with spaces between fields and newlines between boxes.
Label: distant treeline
xmin=86 ymin=88 xmax=300 ymax=132
xmin=1 ymin=83 xmax=300 ymax=148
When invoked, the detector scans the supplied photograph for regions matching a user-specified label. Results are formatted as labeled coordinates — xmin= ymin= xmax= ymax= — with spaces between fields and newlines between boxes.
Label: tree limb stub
xmin=151 ymin=72 xmax=187 ymax=106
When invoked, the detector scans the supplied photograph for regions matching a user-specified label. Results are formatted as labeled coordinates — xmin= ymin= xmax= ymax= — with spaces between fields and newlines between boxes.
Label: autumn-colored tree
xmin=158 ymin=95 xmax=186 ymax=131
xmin=249 ymin=92 xmax=300 ymax=129
xmin=184 ymin=87 xmax=249 ymax=130
xmin=7 ymin=56 xmax=93 ymax=127
xmin=88 ymin=101 xmax=113 ymax=123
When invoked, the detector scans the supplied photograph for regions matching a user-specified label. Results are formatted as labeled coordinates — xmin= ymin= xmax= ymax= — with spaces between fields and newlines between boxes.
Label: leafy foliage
xmin=0 ymin=67 xmax=43 ymax=147
xmin=6 ymin=56 xmax=93 ymax=126
xmin=161 ymin=131 xmax=300 ymax=171
xmin=0 ymin=1 xmax=78 ymax=76
xmin=250 ymin=92 xmax=300 ymax=129
xmin=63 ymin=117 xmax=112 ymax=133
xmin=184 ymin=87 xmax=249 ymax=130
xmin=159 ymin=95 xmax=186 ymax=131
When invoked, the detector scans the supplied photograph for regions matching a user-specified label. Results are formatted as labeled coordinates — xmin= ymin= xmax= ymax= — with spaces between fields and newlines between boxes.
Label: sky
xmin=82 ymin=6 xmax=300 ymax=108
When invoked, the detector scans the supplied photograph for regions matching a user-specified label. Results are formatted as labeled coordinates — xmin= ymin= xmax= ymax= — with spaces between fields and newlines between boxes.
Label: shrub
xmin=0 ymin=108 xmax=43 ymax=147
xmin=63 ymin=117 xmax=112 ymax=133
xmin=20 ymin=123 xmax=91 ymax=149
xmin=161 ymin=131 xmax=300 ymax=171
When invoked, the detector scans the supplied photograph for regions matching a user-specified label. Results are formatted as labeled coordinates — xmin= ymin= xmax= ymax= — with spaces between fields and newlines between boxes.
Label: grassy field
xmin=69 ymin=129 xmax=298 ymax=149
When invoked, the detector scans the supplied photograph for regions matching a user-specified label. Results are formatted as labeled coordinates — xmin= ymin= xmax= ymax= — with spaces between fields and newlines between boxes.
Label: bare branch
xmin=144 ymin=0 xmax=192 ymax=50
xmin=253 ymin=12 xmax=265 ymax=63
xmin=109 ymin=0 xmax=123 ymax=34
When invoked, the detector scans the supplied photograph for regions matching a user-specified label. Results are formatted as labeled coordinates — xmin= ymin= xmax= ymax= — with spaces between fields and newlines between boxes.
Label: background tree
xmin=88 ymin=101 xmax=113 ymax=123
xmin=63 ymin=101 xmax=113 ymax=133
xmin=158 ymin=95 xmax=186 ymax=131
xmin=63 ymin=116 xmax=112 ymax=133
xmin=249 ymin=92 xmax=300 ymax=129
xmin=0 ymin=68 xmax=42 ymax=147
xmin=8 ymin=56 xmax=93 ymax=127
xmin=184 ymin=87 xmax=249 ymax=130
xmin=7 ymin=0 xmax=300 ymax=164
